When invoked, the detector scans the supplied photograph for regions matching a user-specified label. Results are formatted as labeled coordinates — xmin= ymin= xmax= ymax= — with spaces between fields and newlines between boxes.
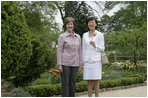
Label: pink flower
xmin=93 ymin=33 xmax=97 ymax=36
xmin=91 ymin=32 xmax=97 ymax=41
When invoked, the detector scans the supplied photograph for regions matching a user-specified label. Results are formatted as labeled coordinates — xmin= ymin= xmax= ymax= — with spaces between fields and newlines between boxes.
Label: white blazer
xmin=82 ymin=30 xmax=105 ymax=63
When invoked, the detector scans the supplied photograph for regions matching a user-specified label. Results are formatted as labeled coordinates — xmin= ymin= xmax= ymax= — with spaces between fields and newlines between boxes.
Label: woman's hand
xmin=89 ymin=41 xmax=96 ymax=48
xmin=58 ymin=65 xmax=63 ymax=72
xmin=78 ymin=66 xmax=82 ymax=72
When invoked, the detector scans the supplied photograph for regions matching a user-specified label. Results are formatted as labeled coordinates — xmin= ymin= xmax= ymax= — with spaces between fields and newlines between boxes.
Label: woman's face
xmin=66 ymin=22 xmax=74 ymax=32
xmin=87 ymin=20 xmax=97 ymax=31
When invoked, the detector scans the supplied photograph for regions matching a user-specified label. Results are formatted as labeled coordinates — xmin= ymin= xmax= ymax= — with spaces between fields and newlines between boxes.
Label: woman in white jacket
xmin=82 ymin=17 xmax=105 ymax=97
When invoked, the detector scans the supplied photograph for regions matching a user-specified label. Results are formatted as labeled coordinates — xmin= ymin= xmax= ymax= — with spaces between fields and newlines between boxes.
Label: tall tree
xmin=2 ymin=1 xmax=60 ymax=86
xmin=9 ymin=1 xmax=60 ymax=86
xmin=1 ymin=1 xmax=32 ymax=79
xmin=99 ymin=1 xmax=147 ymax=33
xmin=101 ymin=1 xmax=147 ymax=67
xmin=19 ymin=1 xmax=61 ymax=48
xmin=54 ymin=1 xmax=95 ymax=37
xmin=106 ymin=22 xmax=147 ymax=68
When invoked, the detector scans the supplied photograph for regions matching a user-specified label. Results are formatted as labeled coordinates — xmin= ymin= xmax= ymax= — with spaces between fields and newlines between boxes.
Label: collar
xmin=87 ymin=30 xmax=101 ymax=34
xmin=65 ymin=31 xmax=78 ymax=37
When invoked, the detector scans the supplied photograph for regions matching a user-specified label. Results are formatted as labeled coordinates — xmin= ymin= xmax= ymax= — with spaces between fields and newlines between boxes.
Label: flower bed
xmin=25 ymin=73 xmax=146 ymax=97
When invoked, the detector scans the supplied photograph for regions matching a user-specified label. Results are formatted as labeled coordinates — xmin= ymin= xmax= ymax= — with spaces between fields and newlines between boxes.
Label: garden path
xmin=77 ymin=85 xmax=147 ymax=97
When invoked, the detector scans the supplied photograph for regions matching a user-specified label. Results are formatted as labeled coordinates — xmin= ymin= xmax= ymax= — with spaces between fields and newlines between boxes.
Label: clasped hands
xmin=89 ymin=41 xmax=96 ymax=48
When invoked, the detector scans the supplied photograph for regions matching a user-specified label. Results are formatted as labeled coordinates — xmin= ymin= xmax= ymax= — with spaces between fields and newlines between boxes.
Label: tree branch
xmin=94 ymin=1 xmax=105 ymax=15
xmin=74 ymin=1 xmax=85 ymax=15
xmin=84 ymin=2 xmax=101 ymax=19
xmin=54 ymin=1 xmax=64 ymax=22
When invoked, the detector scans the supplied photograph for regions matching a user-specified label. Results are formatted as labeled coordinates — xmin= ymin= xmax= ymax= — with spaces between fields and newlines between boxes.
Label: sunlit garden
xmin=2 ymin=61 xmax=146 ymax=97
xmin=1 ymin=1 xmax=147 ymax=97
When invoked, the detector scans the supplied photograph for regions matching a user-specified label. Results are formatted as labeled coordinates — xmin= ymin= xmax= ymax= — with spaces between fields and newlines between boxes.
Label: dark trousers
xmin=61 ymin=65 xmax=78 ymax=97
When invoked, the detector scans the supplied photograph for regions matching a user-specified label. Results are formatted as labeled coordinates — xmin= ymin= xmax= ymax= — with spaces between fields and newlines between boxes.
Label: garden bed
xmin=6 ymin=62 xmax=147 ymax=97
xmin=25 ymin=73 xmax=146 ymax=97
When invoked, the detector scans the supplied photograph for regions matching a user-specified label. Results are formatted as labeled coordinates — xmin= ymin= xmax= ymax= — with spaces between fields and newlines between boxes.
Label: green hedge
xmin=76 ymin=81 xmax=87 ymax=92
xmin=26 ymin=84 xmax=61 ymax=97
xmin=1 ymin=1 xmax=32 ymax=79
xmin=26 ymin=74 xmax=146 ymax=96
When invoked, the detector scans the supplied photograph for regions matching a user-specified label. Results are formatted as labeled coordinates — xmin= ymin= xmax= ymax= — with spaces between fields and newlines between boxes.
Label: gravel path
xmin=77 ymin=85 xmax=147 ymax=97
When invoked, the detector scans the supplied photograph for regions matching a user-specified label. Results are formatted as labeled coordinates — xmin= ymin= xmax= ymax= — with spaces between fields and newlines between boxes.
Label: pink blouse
xmin=57 ymin=31 xmax=82 ymax=67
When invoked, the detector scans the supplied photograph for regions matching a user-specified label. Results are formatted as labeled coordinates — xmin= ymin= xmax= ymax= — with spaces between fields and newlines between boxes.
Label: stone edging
xmin=75 ymin=81 xmax=147 ymax=97
xmin=52 ymin=81 xmax=147 ymax=97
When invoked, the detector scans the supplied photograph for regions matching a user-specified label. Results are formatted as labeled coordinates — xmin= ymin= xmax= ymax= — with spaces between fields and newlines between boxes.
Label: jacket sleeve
xmin=78 ymin=36 xmax=82 ymax=67
xmin=95 ymin=34 xmax=105 ymax=52
xmin=82 ymin=34 xmax=85 ymax=64
xmin=57 ymin=35 xmax=64 ymax=66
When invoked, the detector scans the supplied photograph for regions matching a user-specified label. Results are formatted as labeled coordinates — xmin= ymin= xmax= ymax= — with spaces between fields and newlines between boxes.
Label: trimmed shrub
xmin=33 ymin=79 xmax=51 ymax=85
xmin=11 ymin=87 xmax=31 ymax=97
xmin=76 ymin=81 xmax=87 ymax=92
xmin=76 ymin=71 xmax=83 ymax=82
xmin=26 ymin=74 xmax=146 ymax=96
xmin=1 ymin=1 xmax=57 ymax=87
xmin=11 ymin=39 xmax=56 ymax=87
xmin=26 ymin=84 xmax=61 ymax=97
xmin=1 ymin=1 xmax=32 ymax=79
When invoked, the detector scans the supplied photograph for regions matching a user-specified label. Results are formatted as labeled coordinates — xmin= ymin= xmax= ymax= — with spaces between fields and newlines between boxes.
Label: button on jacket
xmin=82 ymin=30 xmax=105 ymax=63
xmin=57 ymin=31 xmax=82 ymax=67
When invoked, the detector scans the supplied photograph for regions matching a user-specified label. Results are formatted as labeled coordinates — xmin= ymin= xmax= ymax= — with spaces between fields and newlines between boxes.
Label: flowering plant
xmin=117 ymin=62 xmax=136 ymax=71
xmin=102 ymin=71 xmax=110 ymax=80
xmin=49 ymin=69 xmax=60 ymax=80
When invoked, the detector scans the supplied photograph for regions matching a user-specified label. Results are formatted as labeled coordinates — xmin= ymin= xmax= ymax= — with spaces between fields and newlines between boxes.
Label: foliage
xmin=49 ymin=69 xmax=61 ymax=84
xmin=1 ymin=1 xmax=32 ymax=79
xmin=19 ymin=1 xmax=61 ymax=49
xmin=48 ymin=68 xmax=83 ymax=84
xmin=31 ymin=62 xmax=146 ymax=86
xmin=73 ymin=2 xmax=95 ymax=37
xmin=11 ymin=86 xmax=31 ymax=97
xmin=117 ymin=62 xmax=136 ymax=71
xmin=136 ymin=66 xmax=147 ymax=73
xmin=26 ymin=73 xmax=146 ymax=96
xmin=100 ymin=2 xmax=147 ymax=66
xmin=1 ymin=1 xmax=59 ymax=87
xmin=102 ymin=63 xmax=124 ymax=80
xmin=76 ymin=81 xmax=87 ymax=92
xmin=33 ymin=79 xmax=51 ymax=85
xmin=102 ymin=62 xmax=147 ymax=80
xmin=76 ymin=71 xmax=83 ymax=82
xmin=99 ymin=1 xmax=147 ymax=33
xmin=11 ymin=39 xmax=56 ymax=87
xmin=104 ymin=21 xmax=146 ymax=67
xmin=55 ymin=1 xmax=95 ymax=37
xmin=26 ymin=84 xmax=61 ymax=97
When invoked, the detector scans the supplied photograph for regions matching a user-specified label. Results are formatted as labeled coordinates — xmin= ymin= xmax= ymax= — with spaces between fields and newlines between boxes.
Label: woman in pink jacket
xmin=57 ymin=17 xmax=82 ymax=97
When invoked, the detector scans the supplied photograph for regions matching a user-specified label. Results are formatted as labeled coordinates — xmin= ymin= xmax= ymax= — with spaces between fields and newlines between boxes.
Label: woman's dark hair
xmin=86 ymin=17 xmax=98 ymax=29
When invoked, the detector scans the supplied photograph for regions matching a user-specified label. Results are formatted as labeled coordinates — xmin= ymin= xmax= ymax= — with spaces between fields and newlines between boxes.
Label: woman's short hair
xmin=64 ymin=17 xmax=75 ymax=29
xmin=87 ymin=17 xmax=98 ymax=29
